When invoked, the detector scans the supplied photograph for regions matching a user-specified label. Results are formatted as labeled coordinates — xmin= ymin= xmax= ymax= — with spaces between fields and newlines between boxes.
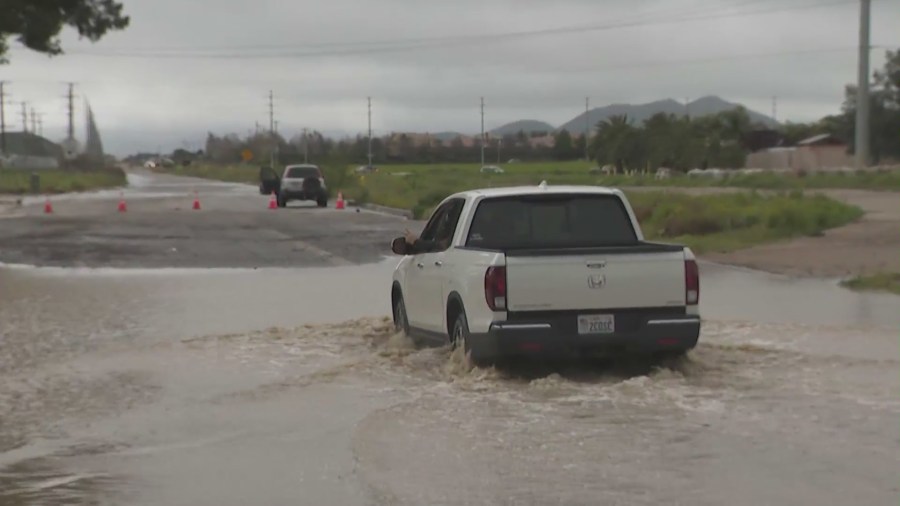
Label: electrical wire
xmin=44 ymin=0 xmax=859 ymax=59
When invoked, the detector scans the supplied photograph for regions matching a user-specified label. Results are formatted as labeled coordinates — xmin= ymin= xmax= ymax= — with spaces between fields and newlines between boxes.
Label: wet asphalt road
xmin=1 ymin=171 xmax=899 ymax=506
xmin=0 ymin=171 xmax=410 ymax=268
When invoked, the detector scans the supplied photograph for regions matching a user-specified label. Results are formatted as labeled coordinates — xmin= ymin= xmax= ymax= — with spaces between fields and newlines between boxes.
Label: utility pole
xmin=66 ymin=83 xmax=75 ymax=140
xmin=303 ymin=127 xmax=309 ymax=163
xmin=20 ymin=102 xmax=28 ymax=134
xmin=855 ymin=0 xmax=871 ymax=169
xmin=480 ymin=97 xmax=485 ymax=167
xmin=772 ymin=96 xmax=777 ymax=122
xmin=268 ymin=90 xmax=275 ymax=134
xmin=497 ymin=138 xmax=502 ymax=164
xmin=0 ymin=81 xmax=8 ymax=155
xmin=367 ymin=96 xmax=373 ymax=168
xmin=584 ymin=96 xmax=590 ymax=162
xmin=37 ymin=114 xmax=43 ymax=137
xmin=30 ymin=107 xmax=37 ymax=135
xmin=268 ymin=90 xmax=275 ymax=166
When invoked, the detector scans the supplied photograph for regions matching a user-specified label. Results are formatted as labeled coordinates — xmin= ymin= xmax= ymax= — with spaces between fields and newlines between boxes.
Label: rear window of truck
xmin=285 ymin=167 xmax=321 ymax=179
xmin=465 ymin=193 xmax=639 ymax=250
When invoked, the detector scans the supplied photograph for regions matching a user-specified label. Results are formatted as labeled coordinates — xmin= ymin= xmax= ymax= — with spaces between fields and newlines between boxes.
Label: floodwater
xmin=0 ymin=260 xmax=898 ymax=505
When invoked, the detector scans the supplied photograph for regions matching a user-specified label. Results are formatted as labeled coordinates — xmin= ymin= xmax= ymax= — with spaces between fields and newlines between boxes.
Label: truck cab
xmin=390 ymin=183 xmax=701 ymax=364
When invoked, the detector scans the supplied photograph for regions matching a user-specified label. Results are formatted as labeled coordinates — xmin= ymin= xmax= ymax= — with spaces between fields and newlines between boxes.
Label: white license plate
xmin=577 ymin=314 xmax=615 ymax=335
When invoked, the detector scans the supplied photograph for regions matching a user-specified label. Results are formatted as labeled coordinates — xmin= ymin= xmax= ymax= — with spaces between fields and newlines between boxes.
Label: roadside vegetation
xmin=626 ymin=190 xmax=862 ymax=253
xmin=149 ymin=160 xmax=865 ymax=254
xmin=0 ymin=167 xmax=127 ymax=194
xmin=335 ymin=167 xmax=863 ymax=253
xmin=840 ymin=273 xmax=900 ymax=296
xmin=153 ymin=160 xmax=900 ymax=198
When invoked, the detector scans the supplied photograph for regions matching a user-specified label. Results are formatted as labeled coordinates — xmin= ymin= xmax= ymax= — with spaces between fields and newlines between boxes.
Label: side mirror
xmin=391 ymin=237 xmax=409 ymax=255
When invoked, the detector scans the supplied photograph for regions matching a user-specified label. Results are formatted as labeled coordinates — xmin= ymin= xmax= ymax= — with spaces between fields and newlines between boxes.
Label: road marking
xmin=291 ymin=240 xmax=353 ymax=266
xmin=267 ymin=230 xmax=353 ymax=266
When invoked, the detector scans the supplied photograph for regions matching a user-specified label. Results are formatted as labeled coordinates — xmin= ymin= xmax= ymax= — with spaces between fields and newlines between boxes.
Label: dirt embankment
xmin=642 ymin=188 xmax=900 ymax=279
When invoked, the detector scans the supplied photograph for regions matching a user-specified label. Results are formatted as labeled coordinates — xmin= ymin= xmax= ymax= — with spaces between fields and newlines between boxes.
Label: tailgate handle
xmin=586 ymin=261 xmax=607 ymax=269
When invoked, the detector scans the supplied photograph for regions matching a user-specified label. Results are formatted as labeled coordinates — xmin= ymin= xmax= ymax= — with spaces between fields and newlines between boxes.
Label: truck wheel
xmin=277 ymin=195 xmax=287 ymax=208
xmin=393 ymin=294 xmax=410 ymax=336
xmin=317 ymin=196 xmax=328 ymax=208
xmin=452 ymin=311 xmax=490 ymax=367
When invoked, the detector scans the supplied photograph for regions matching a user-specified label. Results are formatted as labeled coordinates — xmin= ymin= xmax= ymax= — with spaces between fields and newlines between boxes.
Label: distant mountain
xmin=558 ymin=95 xmax=779 ymax=134
xmin=490 ymin=120 xmax=555 ymax=137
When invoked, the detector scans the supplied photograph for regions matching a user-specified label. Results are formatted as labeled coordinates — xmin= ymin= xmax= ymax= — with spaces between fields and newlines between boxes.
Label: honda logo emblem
xmin=588 ymin=274 xmax=606 ymax=289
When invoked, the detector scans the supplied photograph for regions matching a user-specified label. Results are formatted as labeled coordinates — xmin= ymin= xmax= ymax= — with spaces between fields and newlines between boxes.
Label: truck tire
xmin=393 ymin=294 xmax=410 ymax=336
xmin=317 ymin=196 xmax=328 ymax=208
xmin=452 ymin=311 xmax=490 ymax=367
xmin=277 ymin=194 xmax=287 ymax=208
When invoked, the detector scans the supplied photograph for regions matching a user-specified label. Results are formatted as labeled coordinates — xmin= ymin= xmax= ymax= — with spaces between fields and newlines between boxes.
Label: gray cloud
xmin=3 ymin=0 xmax=898 ymax=155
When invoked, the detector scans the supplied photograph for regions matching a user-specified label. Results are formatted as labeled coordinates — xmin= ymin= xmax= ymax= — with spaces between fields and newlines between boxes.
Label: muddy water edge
xmin=0 ymin=258 xmax=898 ymax=506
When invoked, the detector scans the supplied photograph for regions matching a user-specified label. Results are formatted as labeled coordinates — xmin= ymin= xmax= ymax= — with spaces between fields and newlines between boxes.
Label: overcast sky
xmin=3 ymin=0 xmax=898 ymax=155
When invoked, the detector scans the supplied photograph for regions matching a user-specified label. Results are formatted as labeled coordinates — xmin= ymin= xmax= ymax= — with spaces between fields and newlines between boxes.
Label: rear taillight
xmin=685 ymin=259 xmax=699 ymax=305
xmin=484 ymin=266 xmax=507 ymax=311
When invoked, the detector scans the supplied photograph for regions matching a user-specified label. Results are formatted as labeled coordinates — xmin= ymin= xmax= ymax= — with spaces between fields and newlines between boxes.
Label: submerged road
xmin=0 ymin=171 xmax=899 ymax=506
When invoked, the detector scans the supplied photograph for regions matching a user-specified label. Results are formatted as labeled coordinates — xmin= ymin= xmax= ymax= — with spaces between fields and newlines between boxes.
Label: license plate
xmin=577 ymin=314 xmax=615 ymax=335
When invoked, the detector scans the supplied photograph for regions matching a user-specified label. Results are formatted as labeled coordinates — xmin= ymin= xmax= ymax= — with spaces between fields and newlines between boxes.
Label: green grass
xmin=157 ymin=160 xmax=900 ymax=194
xmin=625 ymin=190 xmax=864 ymax=253
xmin=372 ymin=161 xmax=900 ymax=191
xmin=349 ymin=168 xmax=864 ymax=254
xmin=840 ymin=273 xmax=900 ymax=295
xmin=0 ymin=168 xmax=127 ymax=194
xmin=153 ymin=161 xmax=866 ymax=254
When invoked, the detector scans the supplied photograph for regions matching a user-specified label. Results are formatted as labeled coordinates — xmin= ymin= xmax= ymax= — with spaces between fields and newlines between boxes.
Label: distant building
xmin=0 ymin=132 xmax=63 ymax=170
xmin=745 ymin=128 xmax=784 ymax=152
xmin=745 ymin=133 xmax=853 ymax=172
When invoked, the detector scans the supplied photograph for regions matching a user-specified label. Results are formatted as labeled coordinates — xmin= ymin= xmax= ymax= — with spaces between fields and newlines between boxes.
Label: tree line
xmin=195 ymin=50 xmax=898 ymax=171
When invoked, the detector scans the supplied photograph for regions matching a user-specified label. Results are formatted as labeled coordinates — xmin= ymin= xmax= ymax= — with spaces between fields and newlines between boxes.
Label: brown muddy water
xmin=0 ymin=260 xmax=898 ymax=506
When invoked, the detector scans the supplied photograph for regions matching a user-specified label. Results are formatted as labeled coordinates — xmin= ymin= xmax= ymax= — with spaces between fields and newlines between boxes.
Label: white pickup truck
xmin=389 ymin=183 xmax=701 ymax=364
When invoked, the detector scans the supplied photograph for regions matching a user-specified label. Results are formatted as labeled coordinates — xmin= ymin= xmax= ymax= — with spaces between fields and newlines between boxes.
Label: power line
xmin=856 ymin=0 xmax=871 ymax=168
xmin=20 ymin=102 xmax=28 ymax=134
xmin=52 ymin=0 xmax=862 ymax=60
xmin=546 ymin=45 xmax=874 ymax=74
xmin=62 ymin=0 xmax=770 ymax=54
xmin=584 ymin=97 xmax=590 ymax=162
xmin=0 ymin=82 xmax=7 ymax=154
xmin=367 ymin=97 xmax=373 ymax=167
xmin=480 ymin=97 xmax=485 ymax=168
xmin=65 ymin=83 xmax=75 ymax=140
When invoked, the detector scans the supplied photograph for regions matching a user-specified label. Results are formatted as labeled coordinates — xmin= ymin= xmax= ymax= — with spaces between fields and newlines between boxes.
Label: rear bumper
xmin=469 ymin=314 xmax=701 ymax=359
xmin=281 ymin=189 xmax=325 ymax=200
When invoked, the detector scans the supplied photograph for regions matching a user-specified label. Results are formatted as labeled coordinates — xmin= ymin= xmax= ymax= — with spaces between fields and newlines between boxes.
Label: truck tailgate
xmin=504 ymin=250 xmax=686 ymax=311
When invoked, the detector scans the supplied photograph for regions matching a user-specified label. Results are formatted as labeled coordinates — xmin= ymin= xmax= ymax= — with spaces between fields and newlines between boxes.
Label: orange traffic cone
xmin=44 ymin=196 xmax=54 ymax=214
xmin=268 ymin=191 xmax=278 ymax=210
xmin=192 ymin=191 xmax=201 ymax=210
xmin=335 ymin=191 xmax=345 ymax=210
xmin=117 ymin=193 xmax=128 ymax=212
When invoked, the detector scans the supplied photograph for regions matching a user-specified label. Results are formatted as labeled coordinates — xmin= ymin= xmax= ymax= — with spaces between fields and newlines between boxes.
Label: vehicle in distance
xmin=389 ymin=182 xmax=700 ymax=364
xmin=261 ymin=164 xmax=329 ymax=208
xmin=480 ymin=165 xmax=504 ymax=174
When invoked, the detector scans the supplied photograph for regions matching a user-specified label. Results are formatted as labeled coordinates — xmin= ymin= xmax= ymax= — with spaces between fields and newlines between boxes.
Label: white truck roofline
xmin=447 ymin=184 xmax=621 ymax=201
